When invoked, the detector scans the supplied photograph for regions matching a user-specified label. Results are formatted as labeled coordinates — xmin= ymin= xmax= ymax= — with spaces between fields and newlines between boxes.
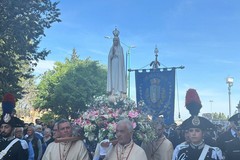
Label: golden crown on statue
xmin=113 ymin=28 xmax=120 ymax=37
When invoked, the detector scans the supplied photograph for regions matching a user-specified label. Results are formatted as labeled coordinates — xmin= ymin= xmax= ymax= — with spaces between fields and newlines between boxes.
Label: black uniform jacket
xmin=217 ymin=129 xmax=240 ymax=160
xmin=0 ymin=138 xmax=28 ymax=160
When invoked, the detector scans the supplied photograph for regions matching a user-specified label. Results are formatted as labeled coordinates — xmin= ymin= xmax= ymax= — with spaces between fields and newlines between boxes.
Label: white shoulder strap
xmin=198 ymin=144 xmax=210 ymax=160
xmin=0 ymin=138 xmax=19 ymax=159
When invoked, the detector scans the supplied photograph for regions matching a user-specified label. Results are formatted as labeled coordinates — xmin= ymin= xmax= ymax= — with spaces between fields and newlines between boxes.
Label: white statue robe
xmin=107 ymin=44 xmax=126 ymax=95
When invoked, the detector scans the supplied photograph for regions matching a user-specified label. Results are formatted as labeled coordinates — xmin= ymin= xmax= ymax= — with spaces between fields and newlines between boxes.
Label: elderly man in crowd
xmin=26 ymin=126 xmax=43 ymax=160
xmin=104 ymin=118 xmax=147 ymax=160
xmin=15 ymin=127 xmax=35 ymax=160
xmin=43 ymin=128 xmax=54 ymax=146
xmin=42 ymin=128 xmax=54 ymax=156
xmin=42 ymin=118 xmax=90 ymax=160
xmin=141 ymin=121 xmax=173 ymax=160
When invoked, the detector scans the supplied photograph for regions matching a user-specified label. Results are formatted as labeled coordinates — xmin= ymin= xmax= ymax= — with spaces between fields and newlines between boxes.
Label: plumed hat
xmin=0 ymin=93 xmax=24 ymax=127
xmin=180 ymin=89 xmax=215 ymax=131
xmin=229 ymin=113 xmax=240 ymax=127
xmin=185 ymin=89 xmax=202 ymax=116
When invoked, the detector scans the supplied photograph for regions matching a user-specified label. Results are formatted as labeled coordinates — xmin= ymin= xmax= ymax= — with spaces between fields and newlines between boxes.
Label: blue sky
xmin=36 ymin=0 xmax=240 ymax=121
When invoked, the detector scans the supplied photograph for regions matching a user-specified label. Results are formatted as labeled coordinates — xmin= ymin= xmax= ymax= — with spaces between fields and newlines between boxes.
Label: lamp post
xmin=226 ymin=77 xmax=234 ymax=117
xmin=104 ymin=36 xmax=135 ymax=98
xmin=209 ymin=100 xmax=213 ymax=120
xmin=236 ymin=101 xmax=240 ymax=113
xmin=125 ymin=45 xmax=136 ymax=98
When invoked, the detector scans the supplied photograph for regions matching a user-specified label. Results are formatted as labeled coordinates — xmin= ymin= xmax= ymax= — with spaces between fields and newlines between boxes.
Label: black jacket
xmin=0 ymin=138 xmax=28 ymax=160
xmin=217 ymin=129 xmax=240 ymax=160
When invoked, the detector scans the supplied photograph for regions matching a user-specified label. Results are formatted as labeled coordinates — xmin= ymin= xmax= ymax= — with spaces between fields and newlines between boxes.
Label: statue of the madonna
xmin=107 ymin=28 xmax=127 ymax=96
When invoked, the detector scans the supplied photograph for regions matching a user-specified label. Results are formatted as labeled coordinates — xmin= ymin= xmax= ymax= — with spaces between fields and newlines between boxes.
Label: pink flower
xmin=74 ymin=118 xmax=84 ymax=127
xmin=89 ymin=110 xmax=98 ymax=117
xmin=75 ymin=95 xmax=157 ymax=142
xmin=132 ymin=122 xmax=137 ymax=129
xmin=128 ymin=110 xmax=139 ymax=118
xmin=112 ymin=111 xmax=119 ymax=118
xmin=85 ymin=120 xmax=91 ymax=125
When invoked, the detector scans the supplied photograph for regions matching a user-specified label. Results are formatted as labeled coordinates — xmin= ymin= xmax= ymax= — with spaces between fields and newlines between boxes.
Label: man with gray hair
xmin=15 ymin=127 xmax=35 ymax=160
xmin=26 ymin=126 xmax=43 ymax=160
xmin=141 ymin=121 xmax=173 ymax=160
xmin=42 ymin=119 xmax=90 ymax=160
xmin=104 ymin=118 xmax=147 ymax=160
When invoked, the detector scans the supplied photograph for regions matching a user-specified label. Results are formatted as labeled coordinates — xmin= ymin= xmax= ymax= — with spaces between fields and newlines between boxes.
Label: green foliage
xmin=0 ymin=0 xmax=61 ymax=98
xmin=212 ymin=112 xmax=227 ymax=120
xmin=40 ymin=112 xmax=57 ymax=124
xmin=34 ymin=54 xmax=107 ymax=119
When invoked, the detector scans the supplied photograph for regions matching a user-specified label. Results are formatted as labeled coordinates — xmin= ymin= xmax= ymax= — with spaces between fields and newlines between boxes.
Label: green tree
xmin=34 ymin=52 xmax=107 ymax=119
xmin=212 ymin=112 xmax=227 ymax=120
xmin=219 ymin=112 xmax=227 ymax=120
xmin=16 ymin=77 xmax=37 ymax=112
xmin=0 ymin=0 xmax=61 ymax=98
xmin=40 ymin=112 xmax=57 ymax=124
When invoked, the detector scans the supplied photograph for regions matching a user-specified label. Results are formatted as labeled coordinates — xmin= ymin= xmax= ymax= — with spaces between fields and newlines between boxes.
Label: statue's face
xmin=113 ymin=38 xmax=119 ymax=46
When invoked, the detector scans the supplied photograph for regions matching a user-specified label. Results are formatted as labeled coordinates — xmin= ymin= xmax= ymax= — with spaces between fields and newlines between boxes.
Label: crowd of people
xmin=0 ymin=89 xmax=240 ymax=160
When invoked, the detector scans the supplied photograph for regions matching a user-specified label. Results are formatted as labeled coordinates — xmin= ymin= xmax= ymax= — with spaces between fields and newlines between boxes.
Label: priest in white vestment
xmin=42 ymin=119 xmax=90 ymax=160
xmin=104 ymin=118 xmax=147 ymax=160
xmin=141 ymin=121 xmax=173 ymax=160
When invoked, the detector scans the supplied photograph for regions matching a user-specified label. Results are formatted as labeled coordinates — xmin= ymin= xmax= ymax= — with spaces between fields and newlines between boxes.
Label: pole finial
xmin=154 ymin=45 xmax=159 ymax=55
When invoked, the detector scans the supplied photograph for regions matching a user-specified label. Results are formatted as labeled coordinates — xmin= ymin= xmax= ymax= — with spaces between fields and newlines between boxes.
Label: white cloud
xmin=88 ymin=49 xmax=107 ymax=56
xmin=34 ymin=60 xmax=55 ymax=75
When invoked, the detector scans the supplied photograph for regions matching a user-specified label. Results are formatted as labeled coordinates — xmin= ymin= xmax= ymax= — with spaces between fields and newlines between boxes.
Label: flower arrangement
xmin=74 ymin=95 xmax=157 ymax=143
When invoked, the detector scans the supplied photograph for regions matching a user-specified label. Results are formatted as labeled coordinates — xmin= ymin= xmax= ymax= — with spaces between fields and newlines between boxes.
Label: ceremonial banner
xmin=135 ymin=69 xmax=175 ymax=125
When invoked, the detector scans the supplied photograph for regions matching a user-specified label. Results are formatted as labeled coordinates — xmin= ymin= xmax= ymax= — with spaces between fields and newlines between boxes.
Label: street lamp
xmin=209 ymin=100 xmax=213 ymax=119
xmin=125 ymin=45 xmax=136 ymax=98
xmin=104 ymin=36 xmax=135 ymax=98
xmin=236 ymin=101 xmax=240 ymax=113
xmin=226 ymin=77 xmax=234 ymax=117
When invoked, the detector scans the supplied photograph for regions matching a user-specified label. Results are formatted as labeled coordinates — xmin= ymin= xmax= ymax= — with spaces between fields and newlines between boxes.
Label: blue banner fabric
xmin=135 ymin=69 xmax=175 ymax=125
